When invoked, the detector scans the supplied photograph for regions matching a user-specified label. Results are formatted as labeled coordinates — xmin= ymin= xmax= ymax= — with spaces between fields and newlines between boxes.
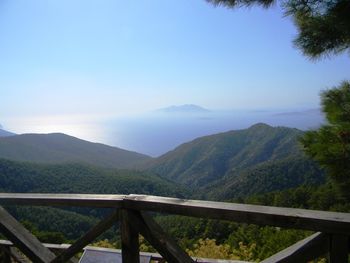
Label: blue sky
xmin=1 ymin=0 xmax=349 ymax=131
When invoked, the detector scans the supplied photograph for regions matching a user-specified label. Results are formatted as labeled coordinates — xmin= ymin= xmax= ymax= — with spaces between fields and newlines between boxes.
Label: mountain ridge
xmin=156 ymin=104 xmax=210 ymax=113
xmin=0 ymin=132 xmax=151 ymax=169
xmin=145 ymin=123 xmax=323 ymax=197
xmin=0 ymin=128 xmax=16 ymax=137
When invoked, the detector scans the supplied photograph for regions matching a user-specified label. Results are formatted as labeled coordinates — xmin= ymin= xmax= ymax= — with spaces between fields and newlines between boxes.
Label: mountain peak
xmin=157 ymin=104 xmax=210 ymax=113
xmin=0 ymin=127 xmax=16 ymax=137
xmin=249 ymin=123 xmax=272 ymax=129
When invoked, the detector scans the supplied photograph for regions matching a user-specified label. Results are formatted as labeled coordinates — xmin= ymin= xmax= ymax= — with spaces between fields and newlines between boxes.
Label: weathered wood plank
xmin=120 ymin=209 xmax=140 ymax=263
xmin=1 ymin=193 xmax=350 ymax=235
xmin=124 ymin=195 xmax=350 ymax=235
xmin=1 ymin=193 xmax=350 ymax=242
xmin=261 ymin=232 xmax=329 ymax=263
xmin=329 ymin=234 xmax=348 ymax=263
xmin=0 ymin=240 xmax=71 ymax=251
xmin=0 ymin=241 xmax=78 ymax=263
xmin=0 ymin=193 xmax=125 ymax=208
xmin=51 ymin=209 xmax=119 ymax=263
xmin=0 ymin=206 xmax=56 ymax=263
xmin=135 ymin=210 xmax=194 ymax=263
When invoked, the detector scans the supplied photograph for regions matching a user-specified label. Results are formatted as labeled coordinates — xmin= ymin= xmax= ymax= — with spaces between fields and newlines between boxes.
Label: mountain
xmin=0 ymin=158 xmax=189 ymax=240
xmin=0 ymin=128 xmax=16 ymax=137
xmin=203 ymin=157 xmax=324 ymax=200
xmin=156 ymin=104 xmax=210 ymax=113
xmin=0 ymin=133 xmax=151 ymax=169
xmin=146 ymin=123 xmax=324 ymax=198
xmin=0 ymin=158 xmax=188 ymax=197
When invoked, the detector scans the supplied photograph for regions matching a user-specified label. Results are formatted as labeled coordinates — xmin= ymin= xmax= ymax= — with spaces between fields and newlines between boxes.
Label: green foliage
xmin=0 ymin=159 xmax=189 ymax=197
xmin=0 ymin=158 xmax=189 ymax=240
xmin=9 ymin=207 xmax=98 ymax=241
xmin=155 ymin=215 xmax=310 ymax=261
xmin=301 ymin=82 xmax=350 ymax=200
xmin=208 ymin=0 xmax=275 ymax=8
xmin=149 ymin=124 xmax=307 ymax=188
xmin=207 ymin=0 xmax=350 ymax=59
xmin=91 ymin=239 xmax=118 ymax=249
xmin=139 ymin=235 xmax=156 ymax=252
xmin=288 ymin=0 xmax=350 ymax=58
xmin=148 ymin=124 xmax=324 ymax=201
xmin=21 ymin=220 xmax=67 ymax=243
xmin=186 ymin=238 xmax=240 ymax=260
xmin=245 ymin=182 xmax=350 ymax=212
xmin=205 ymin=156 xmax=324 ymax=200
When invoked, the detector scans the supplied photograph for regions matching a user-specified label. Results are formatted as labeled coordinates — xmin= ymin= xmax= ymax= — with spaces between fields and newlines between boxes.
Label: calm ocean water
xmin=5 ymin=109 xmax=324 ymax=157
xmin=101 ymin=109 xmax=324 ymax=156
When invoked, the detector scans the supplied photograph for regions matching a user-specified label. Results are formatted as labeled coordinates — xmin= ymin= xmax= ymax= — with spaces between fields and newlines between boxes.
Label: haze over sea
xmin=1 ymin=1 xmax=346 ymax=156
xmin=3 ymin=106 xmax=324 ymax=156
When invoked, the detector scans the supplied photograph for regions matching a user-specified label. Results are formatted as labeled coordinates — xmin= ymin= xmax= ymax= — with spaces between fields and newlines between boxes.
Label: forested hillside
xmin=0 ymin=159 xmax=188 ymax=197
xmin=0 ymin=133 xmax=151 ymax=169
xmin=0 ymin=124 xmax=337 ymax=261
xmin=203 ymin=157 xmax=324 ymax=200
xmin=0 ymin=158 xmax=189 ymax=241
xmin=147 ymin=124 xmax=324 ymax=199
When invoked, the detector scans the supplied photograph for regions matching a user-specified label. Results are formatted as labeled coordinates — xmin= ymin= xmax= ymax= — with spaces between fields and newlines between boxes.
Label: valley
xmin=0 ymin=123 xmax=339 ymax=260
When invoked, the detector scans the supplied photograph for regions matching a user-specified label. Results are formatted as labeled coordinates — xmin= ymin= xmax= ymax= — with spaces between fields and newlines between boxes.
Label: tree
xmin=301 ymin=82 xmax=350 ymax=200
xmin=207 ymin=0 xmax=350 ymax=59
xmin=206 ymin=0 xmax=350 ymax=198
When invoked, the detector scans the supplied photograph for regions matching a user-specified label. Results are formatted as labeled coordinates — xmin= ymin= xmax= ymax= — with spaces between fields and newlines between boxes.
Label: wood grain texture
xmin=1 ymin=192 xmax=349 ymax=235
xmin=120 ymin=209 xmax=140 ymax=263
xmin=0 ymin=206 xmax=56 ymax=263
xmin=124 ymin=195 xmax=350 ymax=235
xmin=0 ymin=193 xmax=350 ymax=263
xmin=0 ymin=193 xmax=125 ymax=208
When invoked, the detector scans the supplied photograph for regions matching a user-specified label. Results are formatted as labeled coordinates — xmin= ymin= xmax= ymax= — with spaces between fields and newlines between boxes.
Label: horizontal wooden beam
xmin=0 ymin=193 xmax=125 ymax=208
xmin=1 ymin=193 xmax=350 ymax=235
xmin=261 ymin=232 xmax=329 ymax=263
xmin=123 ymin=195 xmax=350 ymax=235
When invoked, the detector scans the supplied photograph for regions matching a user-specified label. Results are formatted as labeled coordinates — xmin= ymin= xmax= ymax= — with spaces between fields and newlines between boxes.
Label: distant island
xmin=0 ymin=125 xmax=16 ymax=137
xmin=156 ymin=104 xmax=210 ymax=113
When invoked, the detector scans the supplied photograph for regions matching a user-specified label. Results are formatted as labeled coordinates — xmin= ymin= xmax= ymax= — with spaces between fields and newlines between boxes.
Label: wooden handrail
xmin=1 ymin=193 xmax=350 ymax=234
xmin=0 ymin=193 xmax=349 ymax=262
xmin=0 ymin=193 xmax=125 ymax=208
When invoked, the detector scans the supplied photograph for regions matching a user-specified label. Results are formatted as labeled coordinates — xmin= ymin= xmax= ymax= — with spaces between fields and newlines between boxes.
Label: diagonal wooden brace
xmin=261 ymin=232 xmax=329 ymax=263
xmin=51 ymin=209 xmax=119 ymax=263
xmin=0 ymin=206 xmax=56 ymax=263
xmin=125 ymin=209 xmax=194 ymax=263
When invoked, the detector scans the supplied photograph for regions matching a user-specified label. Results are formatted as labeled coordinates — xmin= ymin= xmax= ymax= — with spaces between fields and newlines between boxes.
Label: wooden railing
xmin=0 ymin=193 xmax=349 ymax=262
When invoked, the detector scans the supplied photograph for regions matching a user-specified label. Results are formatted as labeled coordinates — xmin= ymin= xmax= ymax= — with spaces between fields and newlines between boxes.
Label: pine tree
xmin=207 ymin=0 xmax=350 ymax=198
xmin=301 ymin=82 xmax=350 ymax=200
xmin=207 ymin=0 xmax=350 ymax=59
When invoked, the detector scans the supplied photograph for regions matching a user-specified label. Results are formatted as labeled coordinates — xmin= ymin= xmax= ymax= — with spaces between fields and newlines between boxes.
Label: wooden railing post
xmin=329 ymin=234 xmax=348 ymax=263
xmin=120 ymin=209 xmax=140 ymax=263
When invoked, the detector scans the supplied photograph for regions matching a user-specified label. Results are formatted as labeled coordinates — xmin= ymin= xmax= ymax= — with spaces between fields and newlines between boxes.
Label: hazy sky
xmin=1 ymin=0 xmax=350 ymax=126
